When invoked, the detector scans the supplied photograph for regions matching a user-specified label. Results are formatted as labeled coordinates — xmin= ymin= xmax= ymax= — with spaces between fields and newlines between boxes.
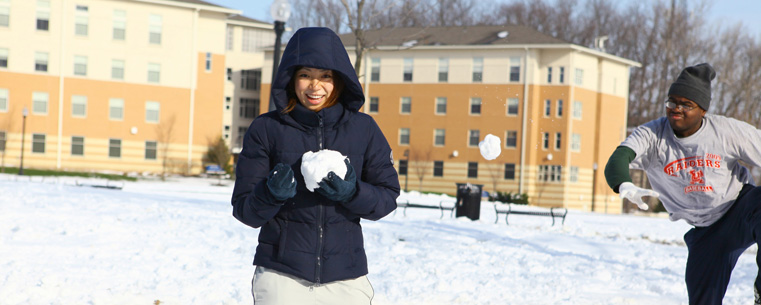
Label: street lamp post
xmin=268 ymin=0 xmax=291 ymax=112
xmin=18 ymin=107 xmax=28 ymax=175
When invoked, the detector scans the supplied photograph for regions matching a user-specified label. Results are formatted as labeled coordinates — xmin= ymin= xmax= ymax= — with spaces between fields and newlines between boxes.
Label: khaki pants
xmin=251 ymin=266 xmax=374 ymax=305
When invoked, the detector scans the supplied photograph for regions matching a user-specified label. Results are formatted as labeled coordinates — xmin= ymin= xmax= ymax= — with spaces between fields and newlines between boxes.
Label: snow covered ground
xmin=1 ymin=174 xmax=758 ymax=305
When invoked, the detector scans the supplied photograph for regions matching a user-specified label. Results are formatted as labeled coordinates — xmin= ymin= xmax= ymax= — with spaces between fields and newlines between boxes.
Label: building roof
xmin=337 ymin=25 xmax=570 ymax=48
xmin=229 ymin=15 xmax=270 ymax=25
xmin=163 ymin=0 xmax=224 ymax=7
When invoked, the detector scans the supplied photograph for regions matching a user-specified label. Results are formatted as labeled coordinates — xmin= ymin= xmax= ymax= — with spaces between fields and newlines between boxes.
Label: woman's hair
xmin=282 ymin=66 xmax=344 ymax=113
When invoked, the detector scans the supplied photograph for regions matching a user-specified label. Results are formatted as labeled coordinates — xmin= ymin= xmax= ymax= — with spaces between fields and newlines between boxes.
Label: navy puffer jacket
xmin=231 ymin=27 xmax=400 ymax=284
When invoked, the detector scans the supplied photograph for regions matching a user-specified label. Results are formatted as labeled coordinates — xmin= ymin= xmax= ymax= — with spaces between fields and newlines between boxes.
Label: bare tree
xmin=486 ymin=161 xmax=502 ymax=195
xmin=155 ymin=114 xmax=177 ymax=181
xmin=409 ymin=146 xmax=432 ymax=191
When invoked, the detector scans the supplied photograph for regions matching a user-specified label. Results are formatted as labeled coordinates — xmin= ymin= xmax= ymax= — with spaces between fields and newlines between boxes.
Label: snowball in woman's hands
xmin=301 ymin=150 xmax=348 ymax=192
xmin=478 ymin=134 xmax=501 ymax=160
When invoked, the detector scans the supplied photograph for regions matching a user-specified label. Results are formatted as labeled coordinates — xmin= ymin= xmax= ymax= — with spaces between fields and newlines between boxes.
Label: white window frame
xmin=205 ymin=52 xmax=212 ymax=72
xmin=434 ymin=129 xmax=445 ymax=146
xmin=0 ymin=88 xmax=7 ymax=112
xmin=555 ymin=132 xmax=562 ymax=150
xmin=547 ymin=66 xmax=552 ymax=83
xmin=400 ymin=97 xmax=411 ymax=114
xmin=556 ymin=99 xmax=563 ymax=117
xmin=509 ymin=56 xmax=521 ymax=82
xmin=149 ymin=14 xmax=162 ymax=44
xmin=225 ymin=26 xmax=234 ymax=51
xmin=542 ymin=132 xmax=549 ymax=150
xmin=147 ymin=63 xmax=160 ymax=83
xmin=403 ymin=58 xmax=413 ymax=82
xmin=438 ymin=58 xmax=448 ymax=82
xmin=0 ymin=0 xmax=9 ymax=27
xmin=112 ymin=59 xmax=124 ymax=80
xmin=544 ymin=99 xmax=551 ymax=117
xmin=468 ymin=129 xmax=480 ymax=147
xmin=71 ymin=95 xmax=87 ymax=118
xmin=435 ymin=97 xmax=447 ymax=115
xmin=573 ymin=101 xmax=582 ymax=119
xmin=32 ymin=133 xmax=45 ymax=153
xmin=71 ymin=136 xmax=84 ymax=156
xmin=35 ymin=52 xmax=48 ymax=72
xmin=74 ymin=55 xmax=87 ymax=76
xmin=575 ymin=68 xmax=584 ymax=86
xmin=109 ymin=98 xmax=124 ymax=121
xmin=370 ymin=58 xmax=380 ymax=82
xmin=113 ymin=9 xmax=126 ymax=40
xmin=145 ymin=140 xmax=157 ymax=160
xmin=109 ymin=138 xmax=121 ymax=158
xmin=32 ymin=92 xmax=48 ymax=115
xmin=470 ymin=97 xmax=482 ymax=115
xmin=36 ymin=0 xmax=50 ymax=31
xmin=559 ymin=66 xmax=565 ymax=83
xmin=505 ymin=130 xmax=517 ymax=148
xmin=570 ymin=166 xmax=579 ymax=183
xmin=75 ymin=5 xmax=88 ymax=36
xmin=368 ymin=96 xmax=379 ymax=114
xmin=472 ymin=57 xmax=483 ymax=82
xmin=145 ymin=101 xmax=160 ymax=123
xmin=507 ymin=98 xmax=519 ymax=116
xmin=399 ymin=128 xmax=410 ymax=145
xmin=571 ymin=133 xmax=581 ymax=152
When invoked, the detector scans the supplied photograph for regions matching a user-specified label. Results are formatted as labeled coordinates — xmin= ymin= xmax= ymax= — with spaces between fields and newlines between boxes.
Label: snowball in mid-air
xmin=478 ymin=134 xmax=502 ymax=160
xmin=301 ymin=149 xmax=348 ymax=192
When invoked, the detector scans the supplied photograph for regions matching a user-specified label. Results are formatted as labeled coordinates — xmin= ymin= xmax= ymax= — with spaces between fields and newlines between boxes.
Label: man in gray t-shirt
xmin=605 ymin=63 xmax=761 ymax=305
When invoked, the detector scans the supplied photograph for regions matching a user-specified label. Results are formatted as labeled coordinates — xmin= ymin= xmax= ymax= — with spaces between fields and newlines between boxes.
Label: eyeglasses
xmin=664 ymin=100 xmax=696 ymax=112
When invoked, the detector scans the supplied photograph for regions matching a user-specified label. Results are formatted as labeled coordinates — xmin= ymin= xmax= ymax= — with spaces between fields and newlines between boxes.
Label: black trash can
xmin=455 ymin=183 xmax=483 ymax=220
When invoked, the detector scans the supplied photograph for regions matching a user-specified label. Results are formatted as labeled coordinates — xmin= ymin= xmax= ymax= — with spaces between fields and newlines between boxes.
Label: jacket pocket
xmin=277 ymin=219 xmax=288 ymax=261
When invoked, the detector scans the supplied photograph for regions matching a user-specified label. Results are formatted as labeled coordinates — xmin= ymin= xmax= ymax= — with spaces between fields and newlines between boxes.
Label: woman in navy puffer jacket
xmin=231 ymin=27 xmax=400 ymax=304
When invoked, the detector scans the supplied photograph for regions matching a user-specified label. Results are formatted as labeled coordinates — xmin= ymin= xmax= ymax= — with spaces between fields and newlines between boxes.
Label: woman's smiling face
xmin=294 ymin=67 xmax=335 ymax=112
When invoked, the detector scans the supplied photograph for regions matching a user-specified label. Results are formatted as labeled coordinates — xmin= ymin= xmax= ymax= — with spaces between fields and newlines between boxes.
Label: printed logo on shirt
xmin=663 ymin=154 xmax=721 ymax=194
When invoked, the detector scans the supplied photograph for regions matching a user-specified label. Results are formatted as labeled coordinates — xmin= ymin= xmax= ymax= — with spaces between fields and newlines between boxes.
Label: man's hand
xmin=618 ymin=182 xmax=659 ymax=210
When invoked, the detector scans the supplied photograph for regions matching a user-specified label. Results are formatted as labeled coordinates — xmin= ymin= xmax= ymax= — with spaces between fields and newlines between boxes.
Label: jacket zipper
xmin=315 ymin=116 xmax=325 ymax=283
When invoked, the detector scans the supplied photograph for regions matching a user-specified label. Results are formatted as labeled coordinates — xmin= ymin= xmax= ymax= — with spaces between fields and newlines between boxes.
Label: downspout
xmin=187 ymin=8 xmax=199 ymax=171
xmin=565 ymin=51 xmax=576 ymax=210
xmin=518 ymin=47 xmax=530 ymax=195
xmin=56 ymin=0 xmax=67 ymax=169
xmin=362 ymin=49 xmax=370 ymax=113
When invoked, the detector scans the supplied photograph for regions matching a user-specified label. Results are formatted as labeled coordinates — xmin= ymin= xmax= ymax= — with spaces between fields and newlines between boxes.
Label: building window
xmin=147 ymin=63 xmax=160 ymax=83
xmin=472 ymin=57 xmax=483 ymax=82
xmin=113 ymin=9 xmax=126 ymax=40
xmin=241 ymin=28 xmax=261 ymax=53
xmin=145 ymin=101 xmax=160 ymax=123
xmin=226 ymin=68 xmax=232 ymax=81
xmin=559 ymin=67 xmax=565 ymax=83
xmin=75 ymin=5 xmax=88 ymax=36
xmin=555 ymin=132 xmax=562 ymax=150
xmin=403 ymin=58 xmax=413 ymax=82
xmin=435 ymin=97 xmax=447 ymax=114
xmin=556 ymin=99 xmax=563 ymax=117
xmin=433 ymin=161 xmax=444 ymax=177
xmin=573 ymin=101 xmax=582 ymax=119
xmin=547 ymin=66 xmax=552 ymax=83
xmin=368 ymin=97 xmax=379 ymax=113
xmin=0 ymin=88 xmax=7 ymax=112
xmin=509 ymin=57 xmax=521 ymax=82
xmin=205 ymin=52 xmax=212 ymax=72
xmin=400 ymin=97 xmax=411 ymax=114
xmin=399 ymin=159 xmax=408 ymax=176
xmin=109 ymin=138 xmax=121 ymax=158
xmin=36 ymin=0 xmax=50 ymax=31
xmin=438 ymin=58 xmax=448 ymax=82
xmin=71 ymin=136 xmax=84 ymax=156
xmin=542 ymin=132 xmax=549 ymax=150
xmin=71 ymin=95 xmax=87 ymax=118
xmin=236 ymin=126 xmax=247 ymax=147
xmin=507 ymin=98 xmax=519 ymax=116
xmin=241 ymin=69 xmax=261 ymax=91
xmin=224 ymin=125 xmax=231 ymax=139
xmin=109 ymin=98 xmax=124 ymax=120
xmin=32 ymin=92 xmax=48 ymax=115
xmin=145 ymin=141 xmax=157 ymax=160
xmin=240 ymin=98 xmax=259 ymax=118
xmin=504 ymin=163 xmax=516 ymax=180
xmin=370 ymin=58 xmax=380 ymax=82
xmin=468 ymin=130 xmax=480 ymax=147
xmin=0 ymin=131 xmax=5 ymax=152
xmin=571 ymin=133 xmax=581 ymax=152
xmin=224 ymin=96 xmax=231 ymax=110
xmin=0 ymin=0 xmax=9 ymax=27
xmin=434 ymin=129 xmax=445 ymax=146
xmin=470 ymin=97 xmax=481 ymax=115
xmin=575 ymin=68 xmax=584 ymax=86
xmin=538 ymin=165 xmax=562 ymax=182
xmin=149 ymin=14 xmax=162 ymax=44
xmin=74 ymin=55 xmax=87 ymax=76
xmin=0 ymin=48 xmax=7 ymax=68
xmin=112 ymin=59 xmax=124 ymax=80
xmin=399 ymin=128 xmax=410 ymax=145
xmin=543 ymin=99 xmax=551 ymax=117
xmin=467 ymin=162 xmax=478 ymax=178
xmin=570 ymin=166 xmax=579 ymax=183
xmin=226 ymin=26 xmax=234 ymax=51
xmin=34 ymin=52 xmax=48 ymax=72
xmin=32 ymin=133 xmax=45 ymax=153
xmin=505 ymin=130 xmax=517 ymax=148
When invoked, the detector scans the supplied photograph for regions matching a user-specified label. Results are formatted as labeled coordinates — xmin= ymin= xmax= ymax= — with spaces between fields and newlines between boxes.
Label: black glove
xmin=316 ymin=159 xmax=357 ymax=203
xmin=266 ymin=163 xmax=297 ymax=202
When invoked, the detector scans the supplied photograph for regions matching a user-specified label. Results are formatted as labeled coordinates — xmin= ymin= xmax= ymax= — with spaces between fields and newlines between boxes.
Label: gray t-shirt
xmin=622 ymin=114 xmax=761 ymax=226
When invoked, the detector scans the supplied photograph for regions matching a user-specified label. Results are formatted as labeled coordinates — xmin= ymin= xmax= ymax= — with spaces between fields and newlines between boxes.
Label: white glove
xmin=618 ymin=182 xmax=660 ymax=210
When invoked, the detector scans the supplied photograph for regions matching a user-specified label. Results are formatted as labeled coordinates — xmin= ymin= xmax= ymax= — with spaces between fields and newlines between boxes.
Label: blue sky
xmin=206 ymin=0 xmax=761 ymax=37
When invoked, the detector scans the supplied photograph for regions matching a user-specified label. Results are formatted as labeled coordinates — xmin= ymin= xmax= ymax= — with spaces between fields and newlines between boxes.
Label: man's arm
xmin=604 ymin=146 xmax=636 ymax=193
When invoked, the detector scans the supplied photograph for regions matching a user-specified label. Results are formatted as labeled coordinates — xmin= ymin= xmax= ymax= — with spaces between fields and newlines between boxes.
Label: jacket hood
xmin=271 ymin=27 xmax=364 ymax=113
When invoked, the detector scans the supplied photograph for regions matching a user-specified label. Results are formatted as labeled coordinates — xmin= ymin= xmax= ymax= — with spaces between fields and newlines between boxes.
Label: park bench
xmin=396 ymin=200 xmax=456 ymax=219
xmin=493 ymin=203 xmax=567 ymax=226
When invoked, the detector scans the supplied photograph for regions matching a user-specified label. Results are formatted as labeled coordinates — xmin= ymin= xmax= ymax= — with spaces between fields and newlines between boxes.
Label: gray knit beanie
xmin=667 ymin=63 xmax=716 ymax=111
